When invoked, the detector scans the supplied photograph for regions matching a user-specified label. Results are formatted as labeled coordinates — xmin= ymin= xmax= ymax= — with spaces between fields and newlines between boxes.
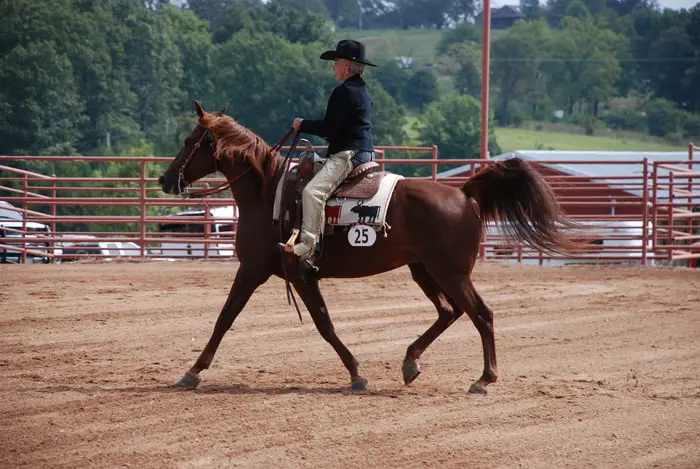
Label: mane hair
xmin=200 ymin=114 xmax=279 ymax=188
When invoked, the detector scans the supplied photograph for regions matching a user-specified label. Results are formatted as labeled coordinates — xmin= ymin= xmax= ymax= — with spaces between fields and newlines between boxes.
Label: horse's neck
xmin=223 ymin=150 xmax=284 ymax=214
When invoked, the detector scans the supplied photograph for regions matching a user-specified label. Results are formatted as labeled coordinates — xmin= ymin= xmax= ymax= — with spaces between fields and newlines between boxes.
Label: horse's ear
xmin=217 ymin=102 xmax=229 ymax=116
xmin=193 ymin=100 xmax=205 ymax=118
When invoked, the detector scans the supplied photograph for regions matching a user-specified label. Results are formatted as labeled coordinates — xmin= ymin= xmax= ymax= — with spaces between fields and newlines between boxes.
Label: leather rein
xmin=177 ymin=126 xmax=299 ymax=199
xmin=175 ymin=124 xmax=306 ymax=323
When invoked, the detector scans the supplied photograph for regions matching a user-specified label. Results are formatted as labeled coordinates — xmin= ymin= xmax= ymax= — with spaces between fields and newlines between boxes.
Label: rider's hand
xmin=292 ymin=118 xmax=303 ymax=130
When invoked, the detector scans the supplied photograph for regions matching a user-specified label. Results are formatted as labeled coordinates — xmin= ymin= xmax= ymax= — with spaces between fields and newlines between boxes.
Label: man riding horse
xmin=284 ymin=39 xmax=377 ymax=267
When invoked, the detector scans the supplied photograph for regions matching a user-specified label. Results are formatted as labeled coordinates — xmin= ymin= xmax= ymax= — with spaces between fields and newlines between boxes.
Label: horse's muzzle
xmin=158 ymin=171 xmax=181 ymax=195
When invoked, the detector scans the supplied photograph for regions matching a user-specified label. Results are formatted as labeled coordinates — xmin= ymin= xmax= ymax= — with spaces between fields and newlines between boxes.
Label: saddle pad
xmin=273 ymin=163 xmax=298 ymax=221
xmin=272 ymin=164 xmax=403 ymax=228
xmin=325 ymin=173 xmax=403 ymax=227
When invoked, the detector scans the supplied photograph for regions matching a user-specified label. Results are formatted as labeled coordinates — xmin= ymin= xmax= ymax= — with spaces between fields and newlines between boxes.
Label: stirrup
xmin=281 ymin=228 xmax=300 ymax=254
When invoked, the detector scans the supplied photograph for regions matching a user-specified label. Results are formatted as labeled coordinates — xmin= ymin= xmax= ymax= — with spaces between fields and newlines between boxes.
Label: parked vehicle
xmin=58 ymin=241 xmax=145 ymax=262
xmin=484 ymin=220 xmax=654 ymax=266
xmin=157 ymin=206 xmax=237 ymax=258
xmin=0 ymin=220 xmax=53 ymax=264
xmin=0 ymin=201 xmax=22 ymax=221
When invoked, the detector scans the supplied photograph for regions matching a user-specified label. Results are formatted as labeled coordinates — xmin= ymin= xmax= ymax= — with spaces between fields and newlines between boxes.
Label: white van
xmin=157 ymin=206 xmax=238 ymax=258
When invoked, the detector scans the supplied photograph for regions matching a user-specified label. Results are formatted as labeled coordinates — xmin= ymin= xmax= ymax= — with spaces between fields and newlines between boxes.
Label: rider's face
xmin=333 ymin=58 xmax=349 ymax=81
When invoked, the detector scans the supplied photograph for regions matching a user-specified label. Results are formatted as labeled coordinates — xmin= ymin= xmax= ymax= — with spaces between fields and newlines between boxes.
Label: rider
xmin=288 ymin=39 xmax=377 ymax=265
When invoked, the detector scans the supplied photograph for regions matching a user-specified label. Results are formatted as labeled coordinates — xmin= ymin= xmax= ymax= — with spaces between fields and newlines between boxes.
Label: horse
xmin=157 ymin=100 xmax=581 ymax=393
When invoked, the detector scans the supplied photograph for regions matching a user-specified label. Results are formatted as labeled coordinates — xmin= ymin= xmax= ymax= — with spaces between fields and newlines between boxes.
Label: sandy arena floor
xmin=0 ymin=260 xmax=699 ymax=468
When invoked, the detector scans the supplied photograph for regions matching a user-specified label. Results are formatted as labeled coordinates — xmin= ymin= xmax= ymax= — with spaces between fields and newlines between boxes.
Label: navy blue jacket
xmin=299 ymin=74 xmax=374 ymax=157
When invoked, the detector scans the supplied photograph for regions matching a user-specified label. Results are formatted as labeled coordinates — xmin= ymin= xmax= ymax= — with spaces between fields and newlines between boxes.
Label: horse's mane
xmin=200 ymin=113 xmax=279 ymax=187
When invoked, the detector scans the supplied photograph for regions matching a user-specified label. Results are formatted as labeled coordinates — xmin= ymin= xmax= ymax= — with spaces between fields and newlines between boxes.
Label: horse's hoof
xmin=350 ymin=377 xmax=368 ymax=391
xmin=402 ymin=361 xmax=421 ymax=385
xmin=468 ymin=382 xmax=488 ymax=395
xmin=175 ymin=372 xmax=201 ymax=389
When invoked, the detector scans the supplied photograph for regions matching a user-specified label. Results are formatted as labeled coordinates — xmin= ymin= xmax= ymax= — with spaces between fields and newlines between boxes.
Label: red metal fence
xmin=1 ymin=143 xmax=698 ymax=267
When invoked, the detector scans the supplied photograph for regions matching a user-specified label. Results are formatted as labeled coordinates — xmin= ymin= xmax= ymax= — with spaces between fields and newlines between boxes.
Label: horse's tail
xmin=461 ymin=157 xmax=585 ymax=255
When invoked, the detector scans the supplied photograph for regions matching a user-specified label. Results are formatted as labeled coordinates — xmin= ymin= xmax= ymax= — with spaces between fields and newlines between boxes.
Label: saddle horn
xmin=300 ymin=138 xmax=314 ymax=153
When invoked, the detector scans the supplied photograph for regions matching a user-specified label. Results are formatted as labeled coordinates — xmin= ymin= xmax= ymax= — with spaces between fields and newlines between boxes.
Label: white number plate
xmin=347 ymin=224 xmax=376 ymax=247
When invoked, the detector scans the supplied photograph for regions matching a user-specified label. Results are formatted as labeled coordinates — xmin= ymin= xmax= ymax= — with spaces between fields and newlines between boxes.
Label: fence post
xmin=689 ymin=143 xmax=694 ymax=202
xmin=21 ymin=174 xmax=28 ymax=264
xmin=432 ymin=145 xmax=438 ymax=181
xmin=641 ymin=158 xmax=649 ymax=266
xmin=140 ymin=161 xmax=147 ymax=258
xmin=51 ymin=173 xmax=57 ymax=263
xmin=204 ymin=184 xmax=210 ymax=260
xmin=667 ymin=172 xmax=674 ymax=263
xmin=688 ymin=143 xmax=694 ymax=265
xmin=651 ymin=162 xmax=658 ymax=252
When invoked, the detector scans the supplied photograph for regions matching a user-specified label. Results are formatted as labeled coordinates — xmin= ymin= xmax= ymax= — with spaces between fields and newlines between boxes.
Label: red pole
xmin=667 ymin=172 xmax=674 ymax=263
xmin=641 ymin=158 xmax=649 ymax=266
xmin=139 ymin=162 xmax=147 ymax=258
xmin=480 ymin=0 xmax=492 ymax=161
xmin=204 ymin=184 xmax=210 ymax=260
xmin=689 ymin=143 xmax=696 ymax=268
xmin=432 ymin=145 xmax=438 ymax=181
xmin=21 ymin=174 xmax=28 ymax=264
xmin=479 ymin=3 xmax=491 ymax=261
xmin=51 ymin=174 xmax=57 ymax=263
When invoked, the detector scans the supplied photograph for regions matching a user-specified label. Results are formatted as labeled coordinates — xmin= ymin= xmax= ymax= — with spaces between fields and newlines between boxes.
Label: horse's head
xmin=158 ymin=100 xmax=227 ymax=195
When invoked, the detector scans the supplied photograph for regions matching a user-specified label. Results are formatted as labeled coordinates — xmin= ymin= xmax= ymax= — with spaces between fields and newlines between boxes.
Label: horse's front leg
xmin=175 ymin=264 xmax=271 ymax=389
xmin=293 ymin=276 xmax=368 ymax=391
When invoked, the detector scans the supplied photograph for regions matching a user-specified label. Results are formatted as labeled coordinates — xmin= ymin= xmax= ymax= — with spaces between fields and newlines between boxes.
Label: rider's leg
xmin=293 ymin=150 xmax=355 ymax=260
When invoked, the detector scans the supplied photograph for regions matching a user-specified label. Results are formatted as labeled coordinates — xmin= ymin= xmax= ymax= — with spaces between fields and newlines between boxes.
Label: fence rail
xmin=1 ymin=144 xmax=697 ymax=267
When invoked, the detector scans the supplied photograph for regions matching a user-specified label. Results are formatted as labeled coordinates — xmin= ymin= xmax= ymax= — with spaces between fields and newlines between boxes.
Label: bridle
xmin=176 ymin=126 xmax=253 ymax=199
xmin=176 ymin=126 xmax=300 ymax=199
xmin=175 ymin=122 xmax=305 ymax=323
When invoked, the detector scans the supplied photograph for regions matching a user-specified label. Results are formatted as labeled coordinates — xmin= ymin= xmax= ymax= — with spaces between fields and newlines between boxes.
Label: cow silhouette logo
xmin=350 ymin=200 xmax=380 ymax=224
xmin=325 ymin=205 xmax=342 ymax=225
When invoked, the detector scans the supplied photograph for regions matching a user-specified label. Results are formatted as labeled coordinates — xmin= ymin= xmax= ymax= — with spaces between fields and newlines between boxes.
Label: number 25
xmin=355 ymin=227 xmax=369 ymax=244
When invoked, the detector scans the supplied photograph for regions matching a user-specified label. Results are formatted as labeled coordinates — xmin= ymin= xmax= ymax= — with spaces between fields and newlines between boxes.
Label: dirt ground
xmin=1 ymin=261 xmax=699 ymax=468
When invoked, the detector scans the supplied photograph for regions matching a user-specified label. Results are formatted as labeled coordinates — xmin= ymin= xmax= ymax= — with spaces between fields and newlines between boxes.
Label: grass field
xmin=402 ymin=116 xmax=684 ymax=154
xmin=340 ymin=28 xmax=444 ymax=66
xmin=495 ymin=127 xmax=683 ymax=152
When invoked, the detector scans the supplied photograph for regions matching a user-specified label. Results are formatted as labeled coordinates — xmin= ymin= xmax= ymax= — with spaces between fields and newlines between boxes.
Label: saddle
xmin=277 ymin=140 xmax=386 ymax=254
xmin=294 ymin=140 xmax=383 ymax=199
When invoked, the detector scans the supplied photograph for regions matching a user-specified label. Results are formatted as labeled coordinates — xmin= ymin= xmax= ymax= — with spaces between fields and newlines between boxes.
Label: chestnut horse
xmin=158 ymin=101 xmax=580 ymax=393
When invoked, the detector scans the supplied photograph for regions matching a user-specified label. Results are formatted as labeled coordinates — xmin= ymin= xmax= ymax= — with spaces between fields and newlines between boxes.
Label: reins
xmin=271 ymin=129 xmax=305 ymax=324
xmin=176 ymin=124 xmax=306 ymax=324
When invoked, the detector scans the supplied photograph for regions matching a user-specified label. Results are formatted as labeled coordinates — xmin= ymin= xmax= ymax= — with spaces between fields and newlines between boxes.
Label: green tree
xmin=371 ymin=60 xmax=411 ymax=103
xmin=444 ymin=42 xmax=481 ymax=98
xmin=416 ymin=95 xmax=500 ymax=164
xmin=490 ymin=19 xmax=552 ymax=125
xmin=0 ymin=41 xmax=83 ymax=155
xmin=545 ymin=16 xmax=627 ymax=116
xmin=402 ymin=69 xmax=439 ymax=112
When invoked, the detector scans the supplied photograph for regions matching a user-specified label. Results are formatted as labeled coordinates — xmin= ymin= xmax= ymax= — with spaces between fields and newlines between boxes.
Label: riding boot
xmin=292 ymin=149 xmax=355 ymax=268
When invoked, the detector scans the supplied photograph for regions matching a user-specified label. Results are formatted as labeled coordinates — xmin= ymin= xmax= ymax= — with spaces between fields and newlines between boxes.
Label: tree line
xmin=1 ymin=0 xmax=699 ymax=196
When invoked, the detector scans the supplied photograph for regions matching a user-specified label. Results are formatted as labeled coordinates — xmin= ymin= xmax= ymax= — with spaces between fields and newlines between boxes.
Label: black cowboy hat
xmin=320 ymin=39 xmax=377 ymax=67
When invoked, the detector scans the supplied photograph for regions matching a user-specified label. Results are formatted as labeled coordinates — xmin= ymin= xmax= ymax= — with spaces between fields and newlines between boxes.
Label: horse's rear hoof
xmin=468 ymin=382 xmax=488 ymax=395
xmin=351 ymin=377 xmax=368 ymax=391
xmin=175 ymin=372 xmax=201 ymax=389
xmin=402 ymin=361 xmax=421 ymax=385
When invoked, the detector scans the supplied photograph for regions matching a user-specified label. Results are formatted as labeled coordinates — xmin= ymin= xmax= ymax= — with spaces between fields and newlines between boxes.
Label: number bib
xmin=347 ymin=224 xmax=377 ymax=247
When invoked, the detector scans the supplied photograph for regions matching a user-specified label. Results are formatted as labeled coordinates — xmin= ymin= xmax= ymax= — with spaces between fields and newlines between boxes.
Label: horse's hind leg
xmin=293 ymin=276 xmax=367 ymax=391
xmin=426 ymin=270 xmax=498 ymax=394
xmin=403 ymin=263 xmax=464 ymax=386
